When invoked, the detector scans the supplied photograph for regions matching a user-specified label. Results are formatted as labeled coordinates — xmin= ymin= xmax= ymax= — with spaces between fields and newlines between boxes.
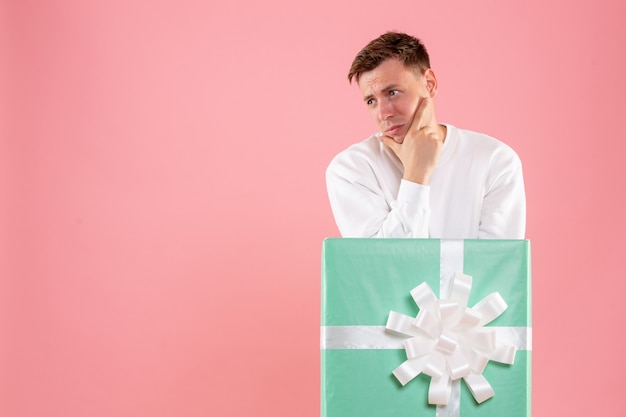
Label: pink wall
xmin=2 ymin=0 xmax=625 ymax=415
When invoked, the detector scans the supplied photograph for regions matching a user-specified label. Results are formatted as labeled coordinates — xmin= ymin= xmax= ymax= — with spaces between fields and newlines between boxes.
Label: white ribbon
xmin=386 ymin=272 xmax=517 ymax=407
xmin=320 ymin=326 xmax=530 ymax=351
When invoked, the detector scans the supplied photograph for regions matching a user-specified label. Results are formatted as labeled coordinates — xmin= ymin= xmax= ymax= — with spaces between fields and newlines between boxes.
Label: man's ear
xmin=423 ymin=68 xmax=438 ymax=98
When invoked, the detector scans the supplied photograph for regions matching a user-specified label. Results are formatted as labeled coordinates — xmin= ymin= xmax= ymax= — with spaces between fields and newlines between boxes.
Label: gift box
xmin=321 ymin=239 xmax=531 ymax=417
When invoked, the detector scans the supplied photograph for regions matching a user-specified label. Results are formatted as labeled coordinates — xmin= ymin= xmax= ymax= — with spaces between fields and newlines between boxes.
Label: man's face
xmin=357 ymin=58 xmax=430 ymax=143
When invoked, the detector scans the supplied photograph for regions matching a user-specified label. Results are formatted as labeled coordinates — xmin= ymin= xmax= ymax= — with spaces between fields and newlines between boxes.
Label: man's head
xmin=350 ymin=32 xmax=438 ymax=144
xmin=348 ymin=32 xmax=431 ymax=84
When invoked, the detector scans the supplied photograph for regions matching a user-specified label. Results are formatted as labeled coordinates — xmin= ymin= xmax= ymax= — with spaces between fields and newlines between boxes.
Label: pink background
xmin=2 ymin=0 xmax=625 ymax=416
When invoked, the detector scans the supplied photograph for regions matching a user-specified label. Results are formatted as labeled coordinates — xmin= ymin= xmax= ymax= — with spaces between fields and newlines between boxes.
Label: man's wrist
xmin=403 ymin=171 xmax=430 ymax=185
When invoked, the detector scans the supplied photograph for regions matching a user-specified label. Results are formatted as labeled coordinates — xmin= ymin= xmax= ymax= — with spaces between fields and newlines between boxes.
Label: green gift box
xmin=321 ymin=239 xmax=531 ymax=417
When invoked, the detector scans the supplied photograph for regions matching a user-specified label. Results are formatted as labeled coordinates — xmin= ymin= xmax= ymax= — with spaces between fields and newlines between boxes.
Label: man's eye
xmin=389 ymin=90 xmax=398 ymax=96
xmin=367 ymin=99 xmax=375 ymax=105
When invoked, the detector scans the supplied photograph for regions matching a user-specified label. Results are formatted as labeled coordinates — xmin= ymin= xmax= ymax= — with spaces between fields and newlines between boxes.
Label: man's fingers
xmin=413 ymin=97 xmax=434 ymax=130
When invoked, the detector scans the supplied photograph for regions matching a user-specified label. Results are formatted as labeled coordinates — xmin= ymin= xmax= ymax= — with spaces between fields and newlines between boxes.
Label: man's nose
xmin=378 ymin=99 xmax=394 ymax=120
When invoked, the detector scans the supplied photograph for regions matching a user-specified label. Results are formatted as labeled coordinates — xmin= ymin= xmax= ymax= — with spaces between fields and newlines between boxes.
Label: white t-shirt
xmin=326 ymin=124 xmax=526 ymax=239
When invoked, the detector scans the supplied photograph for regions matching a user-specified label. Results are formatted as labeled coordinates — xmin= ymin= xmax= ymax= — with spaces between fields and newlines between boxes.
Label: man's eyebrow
xmin=363 ymin=84 xmax=401 ymax=102
xmin=381 ymin=84 xmax=401 ymax=92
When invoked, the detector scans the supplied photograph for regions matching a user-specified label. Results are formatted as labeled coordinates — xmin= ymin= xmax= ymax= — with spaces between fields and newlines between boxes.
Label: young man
xmin=326 ymin=32 xmax=526 ymax=239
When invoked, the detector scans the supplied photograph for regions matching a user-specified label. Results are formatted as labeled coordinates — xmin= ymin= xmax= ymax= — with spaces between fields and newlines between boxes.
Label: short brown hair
xmin=348 ymin=32 xmax=431 ymax=83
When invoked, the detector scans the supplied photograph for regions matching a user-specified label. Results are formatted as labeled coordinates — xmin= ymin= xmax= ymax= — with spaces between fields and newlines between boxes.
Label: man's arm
xmin=477 ymin=150 xmax=526 ymax=239
xmin=326 ymin=156 xmax=431 ymax=238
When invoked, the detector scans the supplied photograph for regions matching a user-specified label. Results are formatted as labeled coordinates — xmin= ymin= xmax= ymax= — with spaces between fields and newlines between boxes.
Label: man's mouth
xmin=385 ymin=124 xmax=404 ymax=136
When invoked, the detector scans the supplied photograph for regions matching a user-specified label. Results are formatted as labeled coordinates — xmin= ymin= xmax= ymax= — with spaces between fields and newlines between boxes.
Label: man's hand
xmin=381 ymin=97 xmax=443 ymax=185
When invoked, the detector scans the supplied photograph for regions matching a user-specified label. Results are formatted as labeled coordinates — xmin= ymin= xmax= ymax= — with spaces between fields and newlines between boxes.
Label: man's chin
xmin=380 ymin=132 xmax=404 ymax=144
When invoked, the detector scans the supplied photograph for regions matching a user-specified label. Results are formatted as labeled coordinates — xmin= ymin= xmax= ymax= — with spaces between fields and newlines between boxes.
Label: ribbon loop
xmin=386 ymin=311 xmax=421 ymax=337
xmin=473 ymin=292 xmax=508 ymax=325
xmin=393 ymin=356 xmax=429 ymax=386
xmin=410 ymin=282 xmax=438 ymax=310
xmin=463 ymin=373 xmax=495 ymax=404
xmin=447 ymin=348 xmax=472 ymax=380
xmin=457 ymin=307 xmax=481 ymax=328
xmin=436 ymin=330 xmax=459 ymax=354
xmin=463 ymin=329 xmax=496 ymax=351
xmin=489 ymin=344 xmax=517 ymax=364
xmin=449 ymin=272 xmax=472 ymax=305
xmin=404 ymin=335 xmax=436 ymax=358
xmin=414 ymin=309 xmax=442 ymax=338
xmin=429 ymin=376 xmax=452 ymax=405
